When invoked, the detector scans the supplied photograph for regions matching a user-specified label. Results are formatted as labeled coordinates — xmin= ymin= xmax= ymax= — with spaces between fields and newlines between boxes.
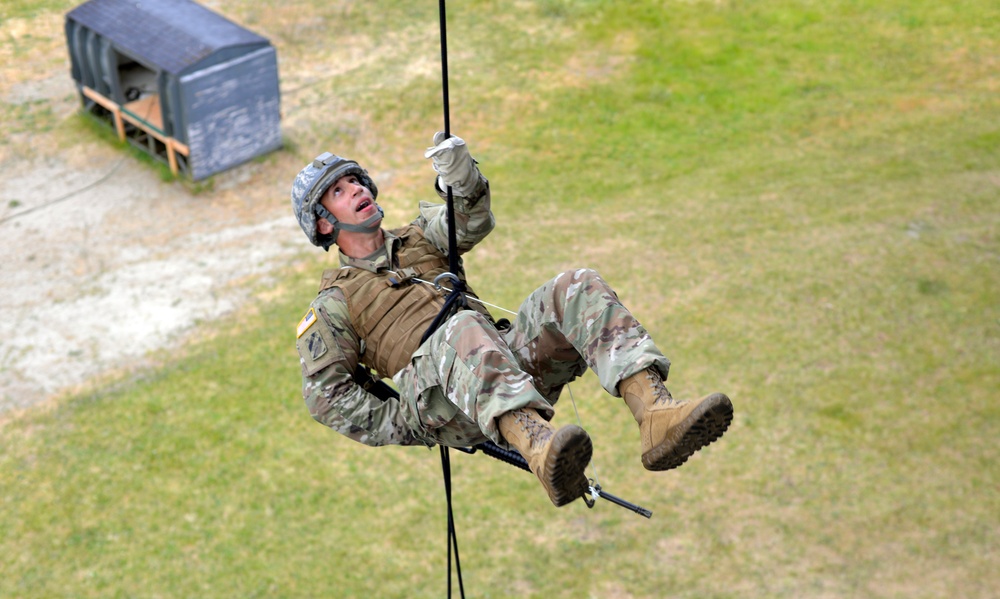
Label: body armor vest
xmin=319 ymin=225 xmax=492 ymax=379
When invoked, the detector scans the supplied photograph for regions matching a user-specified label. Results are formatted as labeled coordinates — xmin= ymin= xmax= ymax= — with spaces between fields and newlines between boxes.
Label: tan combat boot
xmin=498 ymin=408 xmax=593 ymax=507
xmin=620 ymin=368 xmax=733 ymax=471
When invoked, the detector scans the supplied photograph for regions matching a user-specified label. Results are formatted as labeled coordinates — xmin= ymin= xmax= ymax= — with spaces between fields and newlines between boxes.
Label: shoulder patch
xmin=304 ymin=329 xmax=328 ymax=361
xmin=297 ymin=308 xmax=317 ymax=338
xmin=296 ymin=305 xmax=347 ymax=377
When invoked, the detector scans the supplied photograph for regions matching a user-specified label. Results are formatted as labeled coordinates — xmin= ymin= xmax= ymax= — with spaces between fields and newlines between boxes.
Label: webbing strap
xmin=419 ymin=286 xmax=467 ymax=345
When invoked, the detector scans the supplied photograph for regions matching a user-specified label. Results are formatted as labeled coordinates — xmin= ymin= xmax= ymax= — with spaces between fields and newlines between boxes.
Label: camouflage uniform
xmin=297 ymin=174 xmax=670 ymax=449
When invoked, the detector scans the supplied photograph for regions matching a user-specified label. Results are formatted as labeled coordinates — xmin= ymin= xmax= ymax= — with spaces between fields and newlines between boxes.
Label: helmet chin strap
xmin=315 ymin=204 xmax=384 ymax=237
xmin=336 ymin=206 xmax=384 ymax=233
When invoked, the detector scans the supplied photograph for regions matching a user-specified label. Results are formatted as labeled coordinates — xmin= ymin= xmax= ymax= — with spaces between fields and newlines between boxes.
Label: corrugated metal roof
xmin=66 ymin=0 xmax=269 ymax=75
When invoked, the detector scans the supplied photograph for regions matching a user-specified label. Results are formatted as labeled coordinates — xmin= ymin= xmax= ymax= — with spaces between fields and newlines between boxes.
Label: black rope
xmin=440 ymin=445 xmax=466 ymax=599
xmin=434 ymin=1 xmax=467 ymax=597
xmin=419 ymin=286 xmax=466 ymax=344
xmin=438 ymin=0 xmax=461 ymax=281
xmin=439 ymin=0 xmax=451 ymax=139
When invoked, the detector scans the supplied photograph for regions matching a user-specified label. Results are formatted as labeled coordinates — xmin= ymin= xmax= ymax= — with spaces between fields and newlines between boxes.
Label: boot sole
xmin=642 ymin=393 xmax=733 ymax=471
xmin=542 ymin=425 xmax=593 ymax=507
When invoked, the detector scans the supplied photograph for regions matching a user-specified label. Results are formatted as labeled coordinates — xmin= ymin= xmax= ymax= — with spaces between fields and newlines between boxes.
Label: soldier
xmin=291 ymin=133 xmax=733 ymax=507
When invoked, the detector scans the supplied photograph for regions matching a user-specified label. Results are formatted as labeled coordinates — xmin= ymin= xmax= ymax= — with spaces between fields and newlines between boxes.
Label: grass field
xmin=2 ymin=0 xmax=998 ymax=597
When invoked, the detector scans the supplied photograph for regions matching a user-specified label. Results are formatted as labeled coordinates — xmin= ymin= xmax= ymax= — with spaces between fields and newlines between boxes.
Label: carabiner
xmin=433 ymin=272 xmax=461 ymax=290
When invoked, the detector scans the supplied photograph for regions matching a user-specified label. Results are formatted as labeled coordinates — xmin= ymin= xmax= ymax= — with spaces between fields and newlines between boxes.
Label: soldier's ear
xmin=317 ymin=218 xmax=335 ymax=235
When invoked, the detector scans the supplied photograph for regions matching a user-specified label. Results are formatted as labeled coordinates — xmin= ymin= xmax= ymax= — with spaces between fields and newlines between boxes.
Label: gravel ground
xmin=0 ymin=117 xmax=303 ymax=414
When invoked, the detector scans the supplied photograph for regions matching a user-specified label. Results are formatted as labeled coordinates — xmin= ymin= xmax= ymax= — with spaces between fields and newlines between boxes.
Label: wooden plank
xmin=81 ymin=86 xmax=126 ymax=141
xmin=81 ymin=86 xmax=117 ymax=111
xmin=123 ymin=95 xmax=164 ymax=133
xmin=167 ymin=143 xmax=178 ymax=176
xmin=113 ymin=107 xmax=125 ymax=141
xmin=120 ymin=111 xmax=167 ymax=144
xmin=171 ymin=140 xmax=190 ymax=156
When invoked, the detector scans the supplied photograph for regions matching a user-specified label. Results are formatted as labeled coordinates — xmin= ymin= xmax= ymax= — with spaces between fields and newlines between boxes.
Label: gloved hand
xmin=424 ymin=131 xmax=479 ymax=196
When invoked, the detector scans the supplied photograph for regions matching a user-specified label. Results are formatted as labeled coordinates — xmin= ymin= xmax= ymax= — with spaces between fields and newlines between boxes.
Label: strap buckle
xmin=388 ymin=267 xmax=419 ymax=287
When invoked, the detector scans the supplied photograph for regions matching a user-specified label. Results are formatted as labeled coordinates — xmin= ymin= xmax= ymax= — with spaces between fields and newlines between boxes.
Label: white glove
xmin=424 ymin=131 xmax=479 ymax=195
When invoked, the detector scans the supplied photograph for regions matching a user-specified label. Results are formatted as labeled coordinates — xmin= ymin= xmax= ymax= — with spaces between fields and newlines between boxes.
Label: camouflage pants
xmin=394 ymin=268 xmax=670 ymax=448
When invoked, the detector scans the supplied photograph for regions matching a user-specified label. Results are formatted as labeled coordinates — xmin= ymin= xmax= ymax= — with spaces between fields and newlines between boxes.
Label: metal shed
xmin=65 ymin=0 xmax=282 ymax=180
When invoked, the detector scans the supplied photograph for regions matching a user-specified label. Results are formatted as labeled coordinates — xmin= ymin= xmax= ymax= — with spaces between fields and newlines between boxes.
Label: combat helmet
xmin=291 ymin=152 xmax=383 ymax=250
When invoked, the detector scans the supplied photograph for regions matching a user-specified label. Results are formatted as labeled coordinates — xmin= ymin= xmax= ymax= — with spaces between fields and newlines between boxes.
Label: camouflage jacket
xmin=296 ymin=175 xmax=495 ymax=446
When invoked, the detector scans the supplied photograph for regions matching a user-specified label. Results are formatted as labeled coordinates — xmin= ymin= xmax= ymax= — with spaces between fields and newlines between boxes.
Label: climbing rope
xmin=428 ymin=2 xmax=467 ymax=596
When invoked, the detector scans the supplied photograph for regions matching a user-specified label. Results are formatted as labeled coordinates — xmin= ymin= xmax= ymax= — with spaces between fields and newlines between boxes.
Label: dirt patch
xmin=0 ymin=145 xmax=304 ymax=412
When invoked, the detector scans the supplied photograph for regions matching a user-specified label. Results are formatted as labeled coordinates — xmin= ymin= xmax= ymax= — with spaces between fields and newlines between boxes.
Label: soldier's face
xmin=320 ymin=174 xmax=379 ymax=226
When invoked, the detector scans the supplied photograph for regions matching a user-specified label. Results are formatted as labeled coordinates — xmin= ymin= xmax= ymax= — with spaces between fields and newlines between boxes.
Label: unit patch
xmin=306 ymin=330 xmax=327 ymax=361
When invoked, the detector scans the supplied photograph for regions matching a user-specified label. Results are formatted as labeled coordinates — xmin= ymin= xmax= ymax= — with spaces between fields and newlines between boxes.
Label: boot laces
xmin=514 ymin=410 xmax=553 ymax=449
xmin=646 ymin=370 xmax=677 ymax=406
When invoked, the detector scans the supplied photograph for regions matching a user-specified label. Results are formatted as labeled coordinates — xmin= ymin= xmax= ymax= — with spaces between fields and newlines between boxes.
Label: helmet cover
xmin=291 ymin=152 xmax=380 ymax=250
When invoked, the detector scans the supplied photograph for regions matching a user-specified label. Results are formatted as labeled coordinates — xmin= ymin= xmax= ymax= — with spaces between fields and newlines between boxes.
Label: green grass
xmin=0 ymin=0 xmax=69 ymax=20
xmin=2 ymin=0 xmax=999 ymax=597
